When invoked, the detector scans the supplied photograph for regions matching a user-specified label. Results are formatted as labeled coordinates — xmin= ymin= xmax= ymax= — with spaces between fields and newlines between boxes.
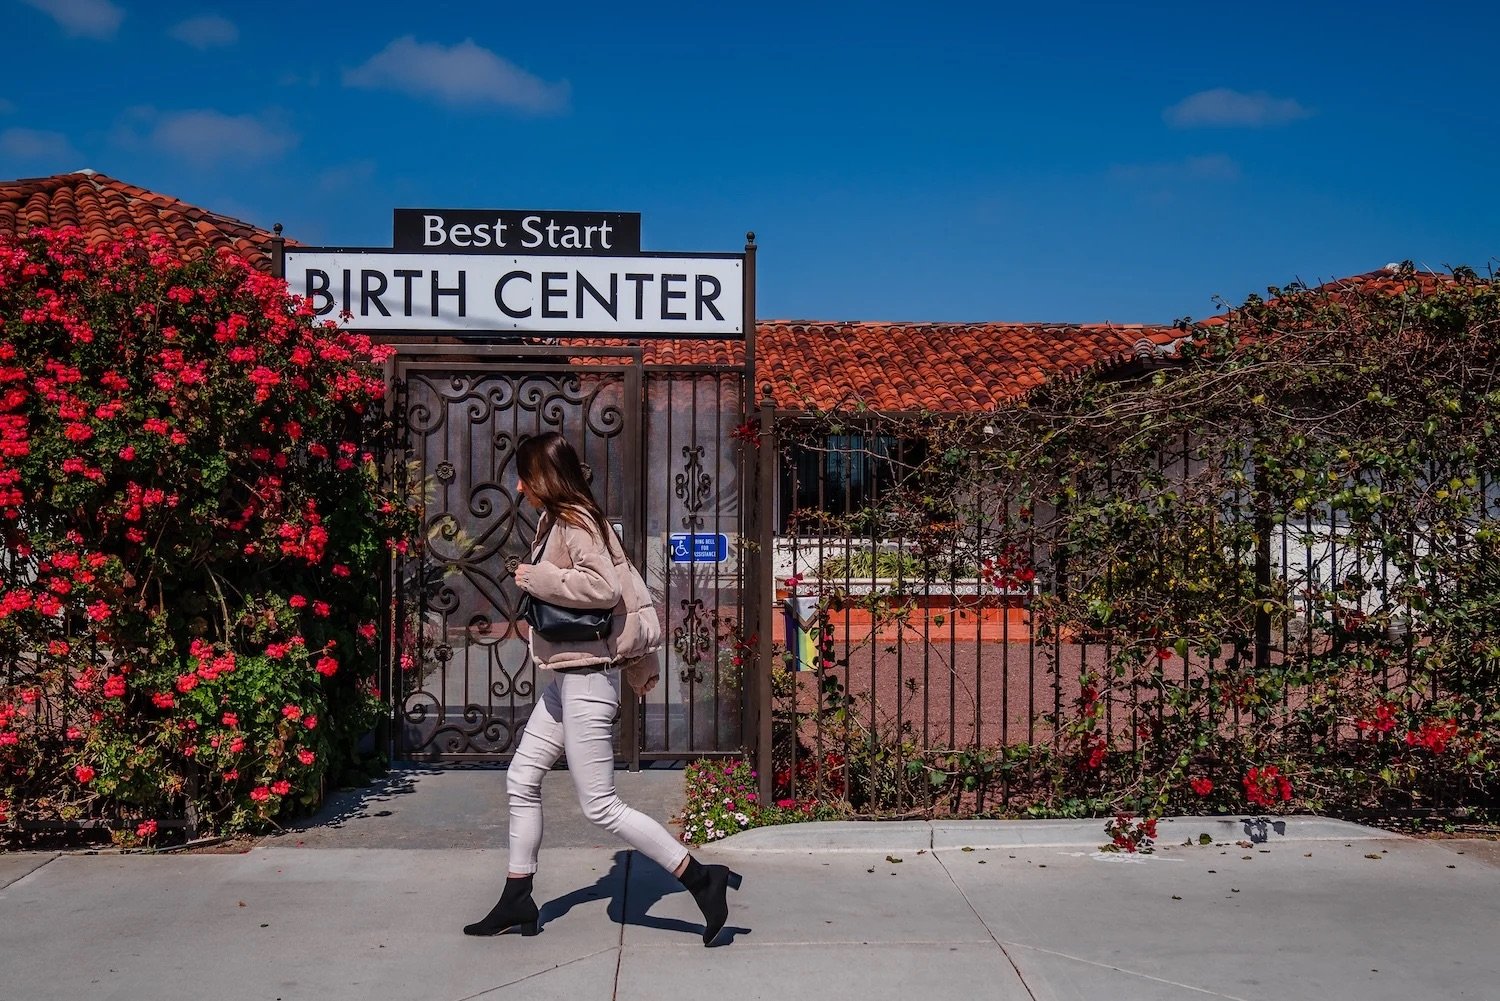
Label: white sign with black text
xmin=283 ymin=250 xmax=743 ymax=337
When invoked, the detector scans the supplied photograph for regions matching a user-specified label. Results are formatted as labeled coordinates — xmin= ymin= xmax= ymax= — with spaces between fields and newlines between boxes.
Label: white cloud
xmin=316 ymin=159 xmax=377 ymax=192
xmin=116 ymin=108 xmax=296 ymax=167
xmin=1109 ymin=153 xmax=1241 ymax=184
xmin=169 ymin=14 xmax=239 ymax=49
xmin=0 ymin=127 xmax=82 ymax=163
xmin=20 ymin=0 xmax=123 ymax=39
xmin=1164 ymin=88 xmax=1313 ymax=128
xmin=343 ymin=36 xmax=569 ymax=113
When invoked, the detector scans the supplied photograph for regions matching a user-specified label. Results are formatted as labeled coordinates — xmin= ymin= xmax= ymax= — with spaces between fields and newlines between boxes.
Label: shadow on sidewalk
xmin=270 ymin=764 xmax=447 ymax=835
xmin=540 ymin=850 xmax=751 ymax=946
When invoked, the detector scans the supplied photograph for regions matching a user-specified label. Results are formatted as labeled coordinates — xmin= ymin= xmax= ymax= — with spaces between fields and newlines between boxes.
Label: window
xmin=778 ymin=434 xmax=927 ymax=534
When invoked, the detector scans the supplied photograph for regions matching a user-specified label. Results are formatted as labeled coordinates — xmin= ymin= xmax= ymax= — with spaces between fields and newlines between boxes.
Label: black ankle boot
xmin=463 ymin=874 xmax=540 ymax=937
xmin=678 ymin=856 xmax=743 ymax=946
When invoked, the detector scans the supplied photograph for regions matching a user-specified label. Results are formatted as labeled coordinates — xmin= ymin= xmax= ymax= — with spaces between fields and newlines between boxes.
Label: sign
xmin=669 ymin=533 xmax=730 ymax=564
xmin=391 ymin=209 xmax=640 ymax=256
xmin=281 ymin=206 xmax=744 ymax=338
xmin=284 ymin=251 xmax=742 ymax=336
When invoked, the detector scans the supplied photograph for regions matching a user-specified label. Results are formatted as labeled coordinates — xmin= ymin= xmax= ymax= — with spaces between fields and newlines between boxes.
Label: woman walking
xmin=463 ymin=432 xmax=742 ymax=945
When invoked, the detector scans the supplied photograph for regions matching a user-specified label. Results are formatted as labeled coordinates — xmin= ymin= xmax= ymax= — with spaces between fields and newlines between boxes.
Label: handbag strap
xmin=532 ymin=512 xmax=628 ymax=566
xmin=531 ymin=518 xmax=555 ymax=563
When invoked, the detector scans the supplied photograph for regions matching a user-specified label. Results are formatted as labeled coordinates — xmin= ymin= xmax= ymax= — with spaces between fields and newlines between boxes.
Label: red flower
xmin=314 ymin=655 xmax=338 ymax=677
xmin=296 ymin=748 xmax=316 ymax=766
xmin=103 ymin=675 xmax=127 ymax=698
xmin=332 ymin=564 xmax=351 ymax=578
xmin=221 ymin=712 xmax=239 ymax=727
xmin=249 ymin=786 xmax=271 ymax=802
xmin=312 ymin=600 xmax=330 ymax=617
xmin=282 ymin=704 xmax=303 ymax=720
xmin=136 ymin=820 xmax=157 ymax=838
xmin=289 ymin=594 xmax=307 ymax=609
xmin=271 ymin=779 xmax=292 ymax=796
xmin=152 ymin=691 xmax=175 ymax=709
xmin=1190 ymin=777 xmax=1214 ymax=796
xmin=74 ymin=764 xmax=95 ymax=783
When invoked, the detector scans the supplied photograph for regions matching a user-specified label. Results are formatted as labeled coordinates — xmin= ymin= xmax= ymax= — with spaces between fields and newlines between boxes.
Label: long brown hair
xmin=516 ymin=432 xmax=614 ymax=546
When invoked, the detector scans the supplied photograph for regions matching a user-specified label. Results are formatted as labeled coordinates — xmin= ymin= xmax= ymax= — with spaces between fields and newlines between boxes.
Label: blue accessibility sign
xmin=669 ymin=533 xmax=730 ymax=564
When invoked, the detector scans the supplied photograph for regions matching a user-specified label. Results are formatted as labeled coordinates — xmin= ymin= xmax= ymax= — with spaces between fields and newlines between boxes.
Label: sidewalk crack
xmin=1 ymin=854 xmax=59 ymax=892
xmin=612 ymin=850 xmax=632 ymax=1001
xmin=450 ymin=946 xmax=619 ymax=1001
xmin=934 ymin=850 xmax=1038 ymax=1001
xmin=1003 ymin=942 xmax=1256 ymax=1001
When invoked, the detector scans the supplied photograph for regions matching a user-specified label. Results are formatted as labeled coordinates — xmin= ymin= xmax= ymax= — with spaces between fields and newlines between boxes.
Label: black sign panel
xmin=392 ymin=208 xmax=641 ymax=256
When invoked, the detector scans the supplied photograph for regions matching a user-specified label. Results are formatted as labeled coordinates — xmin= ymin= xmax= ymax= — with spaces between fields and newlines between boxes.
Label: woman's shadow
xmin=538 ymin=850 xmax=750 ymax=947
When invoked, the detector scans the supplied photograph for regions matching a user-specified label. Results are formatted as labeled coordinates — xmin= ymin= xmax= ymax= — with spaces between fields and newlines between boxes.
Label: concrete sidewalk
xmin=2 ymin=769 xmax=1497 ymax=1001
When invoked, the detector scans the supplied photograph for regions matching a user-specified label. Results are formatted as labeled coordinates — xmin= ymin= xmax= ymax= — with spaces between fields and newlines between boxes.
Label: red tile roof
xmin=0 ymin=170 xmax=1189 ymax=411
xmin=0 ymin=169 xmax=277 ymax=270
xmin=617 ymin=321 xmax=1181 ymax=409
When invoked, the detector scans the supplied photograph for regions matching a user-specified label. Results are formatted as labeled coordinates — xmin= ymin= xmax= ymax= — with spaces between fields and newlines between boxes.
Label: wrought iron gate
xmin=387 ymin=345 xmax=749 ymax=765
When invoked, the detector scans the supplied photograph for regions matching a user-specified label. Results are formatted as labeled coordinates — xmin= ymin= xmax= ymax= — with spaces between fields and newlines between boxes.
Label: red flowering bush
xmin=1242 ymin=765 xmax=1294 ymax=809
xmin=678 ymin=756 xmax=839 ymax=845
xmin=0 ymin=227 xmax=411 ymax=842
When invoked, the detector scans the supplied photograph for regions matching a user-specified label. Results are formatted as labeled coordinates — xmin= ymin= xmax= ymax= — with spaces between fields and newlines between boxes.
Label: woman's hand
xmin=622 ymin=657 xmax=659 ymax=696
xmin=514 ymin=563 xmax=535 ymax=590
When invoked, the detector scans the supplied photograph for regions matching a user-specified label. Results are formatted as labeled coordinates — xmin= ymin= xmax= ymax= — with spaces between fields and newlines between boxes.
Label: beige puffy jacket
xmin=520 ymin=513 xmax=663 ymax=692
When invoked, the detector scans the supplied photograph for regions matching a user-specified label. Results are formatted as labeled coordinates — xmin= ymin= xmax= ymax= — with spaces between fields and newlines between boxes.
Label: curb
xmin=713 ymin=815 xmax=1394 ymax=853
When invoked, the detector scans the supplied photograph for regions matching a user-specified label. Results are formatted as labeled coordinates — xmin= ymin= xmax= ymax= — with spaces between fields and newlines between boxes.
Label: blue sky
xmin=4 ymin=0 xmax=1498 ymax=323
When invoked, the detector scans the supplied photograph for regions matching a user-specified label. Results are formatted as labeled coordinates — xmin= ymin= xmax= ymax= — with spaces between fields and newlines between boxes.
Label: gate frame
xmin=383 ymin=344 xmax=646 ymax=764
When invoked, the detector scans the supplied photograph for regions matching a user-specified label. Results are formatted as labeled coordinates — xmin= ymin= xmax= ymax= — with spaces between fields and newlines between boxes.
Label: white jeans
xmin=506 ymin=668 xmax=689 ymax=876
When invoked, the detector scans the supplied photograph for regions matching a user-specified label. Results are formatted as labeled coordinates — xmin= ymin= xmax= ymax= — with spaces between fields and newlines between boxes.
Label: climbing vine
xmin=767 ymin=265 xmax=1499 ymax=825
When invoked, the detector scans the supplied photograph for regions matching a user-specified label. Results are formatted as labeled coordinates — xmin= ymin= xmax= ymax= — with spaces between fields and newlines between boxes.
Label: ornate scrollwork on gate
xmin=393 ymin=366 xmax=628 ymax=759
xmin=674 ymin=444 xmax=712 ymax=530
xmin=673 ymin=596 xmax=711 ymax=684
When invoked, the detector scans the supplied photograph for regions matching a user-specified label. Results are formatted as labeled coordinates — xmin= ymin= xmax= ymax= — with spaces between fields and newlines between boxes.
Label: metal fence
xmin=751 ymin=408 xmax=1499 ymax=812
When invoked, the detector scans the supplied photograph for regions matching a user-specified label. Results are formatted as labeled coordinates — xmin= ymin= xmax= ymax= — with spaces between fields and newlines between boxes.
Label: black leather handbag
xmin=519 ymin=523 xmax=616 ymax=642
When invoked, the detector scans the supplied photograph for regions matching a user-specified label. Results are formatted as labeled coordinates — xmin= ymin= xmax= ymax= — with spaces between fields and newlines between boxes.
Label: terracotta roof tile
xmin=569 ymin=319 xmax=1179 ymax=411
xmin=0 ymin=170 xmax=1278 ymax=413
xmin=0 ymin=169 xmax=277 ymax=270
